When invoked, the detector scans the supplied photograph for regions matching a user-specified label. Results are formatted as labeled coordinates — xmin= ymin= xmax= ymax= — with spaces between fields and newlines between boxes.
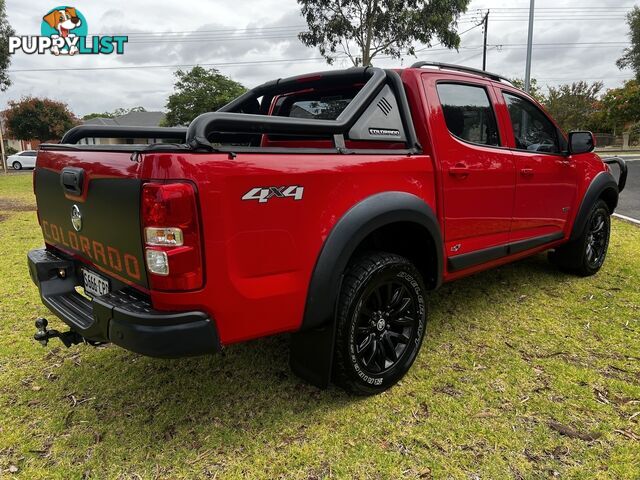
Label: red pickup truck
xmin=28 ymin=63 xmax=627 ymax=395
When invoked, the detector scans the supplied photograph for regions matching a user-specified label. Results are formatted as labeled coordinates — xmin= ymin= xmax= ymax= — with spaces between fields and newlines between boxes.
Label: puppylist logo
xmin=8 ymin=6 xmax=127 ymax=56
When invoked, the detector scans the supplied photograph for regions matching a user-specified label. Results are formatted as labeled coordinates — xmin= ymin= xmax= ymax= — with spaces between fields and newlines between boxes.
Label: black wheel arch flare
xmin=300 ymin=191 xmax=443 ymax=332
xmin=570 ymin=171 xmax=619 ymax=242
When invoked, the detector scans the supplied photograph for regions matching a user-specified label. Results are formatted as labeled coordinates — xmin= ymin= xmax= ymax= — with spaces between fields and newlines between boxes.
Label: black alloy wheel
xmin=334 ymin=252 xmax=427 ymax=395
xmin=585 ymin=209 xmax=609 ymax=270
xmin=353 ymin=279 xmax=418 ymax=376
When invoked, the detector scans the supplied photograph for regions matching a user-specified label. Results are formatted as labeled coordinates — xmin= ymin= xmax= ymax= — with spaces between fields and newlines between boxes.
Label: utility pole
xmin=0 ymin=116 xmax=6 ymax=175
xmin=482 ymin=10 xmax=489 ymax=71
xmin=524 ymin=0 xmax=535 ymax=92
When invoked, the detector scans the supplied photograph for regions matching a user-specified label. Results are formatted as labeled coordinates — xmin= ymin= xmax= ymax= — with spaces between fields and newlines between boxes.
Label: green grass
xmin=0 ymin=172 xmax=639 ymax=479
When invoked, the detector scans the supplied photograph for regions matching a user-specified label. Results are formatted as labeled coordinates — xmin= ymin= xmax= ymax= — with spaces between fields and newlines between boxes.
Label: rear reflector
xmin=141 ymin=182 xmax=203 ymax=291
xmin=145 ymin=249 xmax=169 ymax=276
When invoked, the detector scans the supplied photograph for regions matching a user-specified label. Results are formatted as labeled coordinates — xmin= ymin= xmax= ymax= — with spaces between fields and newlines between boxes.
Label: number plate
xmin=82 ymin=269 xmax=110 ymax=298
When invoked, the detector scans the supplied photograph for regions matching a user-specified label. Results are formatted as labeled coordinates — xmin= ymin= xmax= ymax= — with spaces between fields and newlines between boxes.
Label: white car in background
xmin=6 ymin=150 xmax=37 ymax=170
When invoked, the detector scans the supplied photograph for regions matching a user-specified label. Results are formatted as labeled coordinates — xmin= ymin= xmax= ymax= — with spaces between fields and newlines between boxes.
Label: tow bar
xmin=33 ymin=317 xmax=85 ymax=348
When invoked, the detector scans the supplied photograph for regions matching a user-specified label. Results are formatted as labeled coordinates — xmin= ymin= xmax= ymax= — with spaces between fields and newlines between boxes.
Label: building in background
xmin=80 ymin=111 xmax=167 ymax=145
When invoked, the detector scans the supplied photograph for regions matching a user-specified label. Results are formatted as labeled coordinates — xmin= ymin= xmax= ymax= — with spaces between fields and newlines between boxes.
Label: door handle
xmin=520 ymin=168 xmax=534 ymax=177
xmin=449 ymin=163 xmax=470 ymax=177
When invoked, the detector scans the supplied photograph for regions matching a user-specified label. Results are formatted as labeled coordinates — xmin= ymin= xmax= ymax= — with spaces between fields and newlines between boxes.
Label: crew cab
xmin=28 ymin=62 xmax=627 ymax=395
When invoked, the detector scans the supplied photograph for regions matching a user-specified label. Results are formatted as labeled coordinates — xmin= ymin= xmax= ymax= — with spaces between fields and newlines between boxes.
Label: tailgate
xmin=34 ymin=149 xmax=148 ymax=289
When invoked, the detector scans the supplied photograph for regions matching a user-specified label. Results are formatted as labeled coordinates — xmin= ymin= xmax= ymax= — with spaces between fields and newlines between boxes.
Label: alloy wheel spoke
xmin=364 ymin=338 xmax=378 ymax=367
xmin=390 ymin=297 xmax=412 ymax=317
xmin=375 ymin=340 xmax=387 ymax=370
xmin=357 ymin=333 xmax=375 ymax=354
xmin=386 ymin=283 xmax=394 ymax=305
xmin=592 ymin=217 xmax=605 ymax=233
xmin=388 ymin=285 xmax=405 ymax=308
xmin=383 ymin=333 xmax=398 ymax=361
xmin=391 ymin=315 xmax=415 ymax=326
xmin=386 ymin=330 xmax=410 ymax=344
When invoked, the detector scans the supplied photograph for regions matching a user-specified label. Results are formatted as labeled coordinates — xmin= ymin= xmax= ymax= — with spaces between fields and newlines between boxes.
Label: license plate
xmin=82 ymin=269 xmax=110 ymax=298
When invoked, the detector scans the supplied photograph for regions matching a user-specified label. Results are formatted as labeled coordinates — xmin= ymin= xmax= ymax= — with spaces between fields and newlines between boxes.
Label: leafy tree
xmin=163 ymin=67 xmax=246 ymax=126
xmin=600 ymin=80 xmax=640 ymax=133
xmin=629 ymin=120 xmax=640 ymax=143
xmin=0 ymin=0 xmax=15 ymax=91
xmin=617 ymin=6 xmax=640 ymax=81
xmin=4 ymin=145 xmax=18 ymax=156
xmin=5 ymin=97 xmax=77 ymax=142
xmin=544 ymin=81 xmax=603 ymax=133
xmin=510 ymin=78 xmax=545 ymax=103
xmin=587 ymin=100 xmax=614 ymax=134
xmin=297 ymin=0 xmax=471 ymax=66
xmin=82 ymin=106 xmax=147 ymax=120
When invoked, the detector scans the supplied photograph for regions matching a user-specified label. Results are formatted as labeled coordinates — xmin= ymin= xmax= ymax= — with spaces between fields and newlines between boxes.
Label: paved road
xmin=605 ymin=156 xmax=640 ymax=221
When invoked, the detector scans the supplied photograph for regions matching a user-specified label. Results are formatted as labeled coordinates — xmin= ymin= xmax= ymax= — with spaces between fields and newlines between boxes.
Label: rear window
xmin=436 ymin=83 xmax=500 ymax=147
xmin=288 ymin=96 xmax=352 ymax=120
xmin=274 ymin=87 xmax=360 ymax=120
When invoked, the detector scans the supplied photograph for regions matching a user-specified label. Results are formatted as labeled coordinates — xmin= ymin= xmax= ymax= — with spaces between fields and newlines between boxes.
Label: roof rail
xmin=410 ymin=61 xmax=512 ymax=85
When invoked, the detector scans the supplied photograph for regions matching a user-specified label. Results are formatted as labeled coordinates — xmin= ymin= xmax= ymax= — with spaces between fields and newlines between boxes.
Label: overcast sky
xmin=1 ymin=0 xmax=636 ymax=117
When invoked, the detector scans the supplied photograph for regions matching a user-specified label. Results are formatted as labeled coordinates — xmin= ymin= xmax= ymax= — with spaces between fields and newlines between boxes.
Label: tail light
xmin=141 ymin=182 xmax=203 ymax=291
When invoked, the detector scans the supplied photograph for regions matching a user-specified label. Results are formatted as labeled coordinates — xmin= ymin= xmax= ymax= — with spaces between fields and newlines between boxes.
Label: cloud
xmin=1 ymin=0 xmax=635 ymax=116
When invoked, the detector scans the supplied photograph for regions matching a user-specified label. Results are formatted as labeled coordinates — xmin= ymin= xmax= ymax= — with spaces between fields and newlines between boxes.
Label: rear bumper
xmin=27 ymin=248 xmax=220 ymax=357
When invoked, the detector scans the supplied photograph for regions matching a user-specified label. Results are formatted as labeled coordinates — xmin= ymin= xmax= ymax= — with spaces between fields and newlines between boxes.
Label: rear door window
xmin=436 ymin=83 xmax=500 ymax=146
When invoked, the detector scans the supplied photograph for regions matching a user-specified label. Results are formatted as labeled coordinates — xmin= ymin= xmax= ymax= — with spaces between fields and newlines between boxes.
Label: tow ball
xmin=33 ymin=318 xmax=84 ymax=348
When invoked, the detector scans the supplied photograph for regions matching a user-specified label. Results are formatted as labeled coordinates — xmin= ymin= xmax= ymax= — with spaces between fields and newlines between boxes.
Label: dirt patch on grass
xmin=0 ymin=198 xmax=35 ymax=212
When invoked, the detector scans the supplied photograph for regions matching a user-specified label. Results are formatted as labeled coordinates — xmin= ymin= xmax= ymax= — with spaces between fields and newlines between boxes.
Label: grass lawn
xmin=0 ymin=172 xmax=638 ymax=479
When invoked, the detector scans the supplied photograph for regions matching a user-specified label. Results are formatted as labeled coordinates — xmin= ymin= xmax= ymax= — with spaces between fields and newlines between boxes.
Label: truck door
xmin=423 ymin=75 xmax=516 ymax=271
xmin=496 ymin=89 xmax=578 ymax=242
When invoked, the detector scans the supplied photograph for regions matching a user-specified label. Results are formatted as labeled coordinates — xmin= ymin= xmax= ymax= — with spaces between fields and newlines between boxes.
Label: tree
xmin=600 ymin=80 xmax=640 ymax=133
xmin=297 ymin=0 xmax=471 ymax=66
xmin=617 ymin=6 xmax=640 ymax=81
xmin=0 ymin=0 xmax=15 ymax=91
xmin=5 ymin=97 xmax=77 ymax=142
xmin=510 ymin=78 xmax=545 ymax=103
xmin=82 ymin=106 xmax=147 ymax=120
xmin=163 ymin=67 xmax=246 ymax=126
xmin=544 ymin=81 xmax=603 ymax=133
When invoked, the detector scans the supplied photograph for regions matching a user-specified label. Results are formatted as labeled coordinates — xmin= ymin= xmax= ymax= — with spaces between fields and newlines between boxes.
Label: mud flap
xmin=289 ymin=320 xmax=337 ymax=389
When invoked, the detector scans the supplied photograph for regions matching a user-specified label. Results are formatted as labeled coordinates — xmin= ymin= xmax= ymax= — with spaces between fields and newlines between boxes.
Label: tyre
xmin=12 ymin=161 xmax=22 ymax=170
xmin=548 ymin=199 xmax=610 ymax=276
xmin=334 ymin=252 xmax=427 ymax=395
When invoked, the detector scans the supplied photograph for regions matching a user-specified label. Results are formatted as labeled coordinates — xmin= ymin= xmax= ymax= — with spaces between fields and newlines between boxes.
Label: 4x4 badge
xmin=70 ymin=204 xmax=82 ymax=232
xmin=242 ymin=186 xmax=304 ymax=204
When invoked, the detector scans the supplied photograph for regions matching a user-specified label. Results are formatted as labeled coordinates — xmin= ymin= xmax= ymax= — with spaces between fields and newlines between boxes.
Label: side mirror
xmin=569 ymin=131 xmax=595 ymax=155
